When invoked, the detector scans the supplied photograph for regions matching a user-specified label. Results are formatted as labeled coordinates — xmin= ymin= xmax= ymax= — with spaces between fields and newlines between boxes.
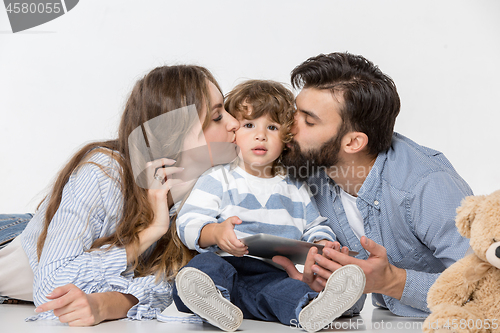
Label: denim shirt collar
xmin=355 ymin=150 xmax=387 ymax=210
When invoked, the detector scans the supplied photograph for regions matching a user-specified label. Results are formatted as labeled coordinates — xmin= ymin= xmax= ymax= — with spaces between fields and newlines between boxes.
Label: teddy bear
xmin=423 ymin=190 xmax=500 ymax=333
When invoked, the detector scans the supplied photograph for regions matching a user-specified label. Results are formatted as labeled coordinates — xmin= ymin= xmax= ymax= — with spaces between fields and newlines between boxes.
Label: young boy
xmin=173 ymin=80 xmax=365 ymax=333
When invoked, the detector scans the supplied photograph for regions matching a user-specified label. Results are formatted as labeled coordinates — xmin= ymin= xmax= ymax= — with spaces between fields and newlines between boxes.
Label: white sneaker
xmin=298 ymin=264 xmax=366 ymax=333
xmin=175 ymin=267 xmax=243 ymax=332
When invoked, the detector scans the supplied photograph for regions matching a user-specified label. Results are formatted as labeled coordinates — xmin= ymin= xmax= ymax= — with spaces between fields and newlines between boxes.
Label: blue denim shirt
xmin=308 ymin=133 xmax=472 ymax=317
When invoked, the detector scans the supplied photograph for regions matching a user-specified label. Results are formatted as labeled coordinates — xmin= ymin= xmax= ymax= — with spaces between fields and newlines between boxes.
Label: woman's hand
xmin=146 ymin=158 xmax=184 ymax=233
xmin=127 ymin=158 xmax=184 ymax=263
xmin=34 ymin=284 xmax=138 ymax=326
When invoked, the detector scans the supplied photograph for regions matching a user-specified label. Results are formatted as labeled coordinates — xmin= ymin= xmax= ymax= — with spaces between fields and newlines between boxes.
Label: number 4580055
xmin=6 ymin=2 xmax=61 ymax=14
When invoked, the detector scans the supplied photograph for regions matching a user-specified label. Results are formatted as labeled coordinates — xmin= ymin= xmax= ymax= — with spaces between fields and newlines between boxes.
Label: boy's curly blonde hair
xmin=225 ymin=80 xmax=295 ymax=143
xmin=224 ymin=80 xmax=296 ymax=175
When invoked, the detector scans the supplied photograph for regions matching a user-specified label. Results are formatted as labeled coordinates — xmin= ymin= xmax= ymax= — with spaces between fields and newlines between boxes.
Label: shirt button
xmin=374 ymin=200 xmax=379 ymax=206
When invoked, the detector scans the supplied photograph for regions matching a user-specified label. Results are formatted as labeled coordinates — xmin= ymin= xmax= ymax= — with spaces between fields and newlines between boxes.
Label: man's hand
xmin=34 ymin=284 xmax=138 ymax=326
xmin=311 ymin=236 xmax=407 ymax=299
xmin=272 ymin=241 xmax=342 ymax=292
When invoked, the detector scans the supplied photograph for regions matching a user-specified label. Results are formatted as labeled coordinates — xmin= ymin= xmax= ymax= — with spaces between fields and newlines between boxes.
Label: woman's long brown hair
xmin=36 ymin=65 xmax=222 ymax=281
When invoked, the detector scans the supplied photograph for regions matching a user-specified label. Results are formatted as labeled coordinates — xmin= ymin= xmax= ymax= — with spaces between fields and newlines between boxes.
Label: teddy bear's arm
xmin=427 ymin=254 xmax=479 ymax=310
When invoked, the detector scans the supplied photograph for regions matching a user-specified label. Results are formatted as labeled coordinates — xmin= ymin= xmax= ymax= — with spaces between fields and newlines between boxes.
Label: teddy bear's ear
xmin=455 ymin=195 xmax=484 ymax=238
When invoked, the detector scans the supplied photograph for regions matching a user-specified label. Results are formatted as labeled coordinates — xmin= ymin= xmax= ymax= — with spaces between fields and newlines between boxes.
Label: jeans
xmin=173 ymin=252 xmax=318 ymax=325
xmin=0 ymin=214 xmax=32 ymax=250
xmin=0 ymin=213 xmax=33 ymax=303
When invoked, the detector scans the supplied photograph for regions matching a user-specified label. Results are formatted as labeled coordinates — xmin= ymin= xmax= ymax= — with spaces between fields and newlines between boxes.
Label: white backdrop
xmin=1 ymin=0 xmax=499 ymax=213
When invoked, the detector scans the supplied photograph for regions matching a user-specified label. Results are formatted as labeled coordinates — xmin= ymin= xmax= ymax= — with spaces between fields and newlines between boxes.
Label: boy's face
xmin=235 ymin=112 xmax=284 ymax=178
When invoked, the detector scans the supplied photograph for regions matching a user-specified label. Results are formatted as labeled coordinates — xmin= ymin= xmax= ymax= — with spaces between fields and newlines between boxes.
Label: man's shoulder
xmin=381 ymin=133 xmax=463 ymax=190
xmin=390 ymin=133 xmax=444 ymax=159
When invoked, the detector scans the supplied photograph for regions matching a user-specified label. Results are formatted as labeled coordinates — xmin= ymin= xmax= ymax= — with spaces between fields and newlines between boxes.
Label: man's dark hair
xmin=291 ymin=52 xmax=401 ymax=156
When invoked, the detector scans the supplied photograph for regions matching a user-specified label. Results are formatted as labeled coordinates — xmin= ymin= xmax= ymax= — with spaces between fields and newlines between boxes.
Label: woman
xmin=0 ymin=65 xmax=239 ymax=326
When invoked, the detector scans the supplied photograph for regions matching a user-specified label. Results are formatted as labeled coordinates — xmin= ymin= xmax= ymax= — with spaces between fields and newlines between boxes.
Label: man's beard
xmin=281 ymin=133 xmax=343 ymax=182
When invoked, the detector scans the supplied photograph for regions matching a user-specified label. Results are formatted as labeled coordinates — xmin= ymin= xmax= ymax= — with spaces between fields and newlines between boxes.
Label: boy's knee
xmin=187 ymin=252 xmax=220 ymax=267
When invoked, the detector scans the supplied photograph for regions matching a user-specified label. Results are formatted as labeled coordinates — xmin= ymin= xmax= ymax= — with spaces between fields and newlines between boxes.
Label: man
xmin=274 ymin=52 xmax=472 ymax=317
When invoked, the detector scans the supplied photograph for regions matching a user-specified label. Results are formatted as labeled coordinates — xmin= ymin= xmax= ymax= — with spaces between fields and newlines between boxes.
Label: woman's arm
xmin=26 ymin=153 xmax=172 ymax=322
xmin=35 ymin=284 xmax=138 ymax=326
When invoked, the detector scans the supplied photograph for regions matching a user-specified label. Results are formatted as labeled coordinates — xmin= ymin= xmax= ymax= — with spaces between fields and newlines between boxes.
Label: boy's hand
xmin=312 ymin=240 xmax=340 ymax=247
xmin=214 ymin=216 xmax=248 ymax=257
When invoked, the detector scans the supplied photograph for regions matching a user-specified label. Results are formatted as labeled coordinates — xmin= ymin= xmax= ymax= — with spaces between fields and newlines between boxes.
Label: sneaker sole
xmin=175 ymin=267 xmax=243 ymax=332
xmin=298 ymin=264 xmax=366 ymax=333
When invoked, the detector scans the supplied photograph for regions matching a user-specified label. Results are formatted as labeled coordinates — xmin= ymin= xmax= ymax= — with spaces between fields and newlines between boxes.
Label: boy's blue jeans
xmin=173 ymin=252 xmax=318 ymax=325
xmin=0 ymin=214 xmax=32 ymax=249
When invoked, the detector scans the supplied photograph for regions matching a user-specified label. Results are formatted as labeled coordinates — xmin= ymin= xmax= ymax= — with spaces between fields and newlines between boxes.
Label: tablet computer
xmin=239 ymin=233 xmax=358 ymax=265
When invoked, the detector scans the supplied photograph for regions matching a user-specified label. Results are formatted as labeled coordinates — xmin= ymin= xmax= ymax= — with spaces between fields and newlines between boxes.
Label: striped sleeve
xmin=176 ymin=170 xmax=224 ymax=252
xmin=298 ymin=182 xmax=336 ymax=243
xmin=24 ymin=152 xmax=172 ymax=320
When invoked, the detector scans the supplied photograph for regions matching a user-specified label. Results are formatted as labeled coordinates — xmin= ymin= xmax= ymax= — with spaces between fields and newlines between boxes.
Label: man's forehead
xmin=295 ymin=88 xmax=344 ymax=117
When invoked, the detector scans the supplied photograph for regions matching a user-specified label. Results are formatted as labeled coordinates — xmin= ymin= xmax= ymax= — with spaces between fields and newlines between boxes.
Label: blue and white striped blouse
xmin=20 ymin=151 xmax=173 ymax=321
xmin=177 ymin=164 xmax=335 ymax=253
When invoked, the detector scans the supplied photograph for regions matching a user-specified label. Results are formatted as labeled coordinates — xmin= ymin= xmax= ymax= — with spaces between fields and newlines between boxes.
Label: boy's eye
xmin=243 ymin=123 xmax=254 ymax=128
xmin=213 ymin=114 xmax=223 ymax=122
xmin=268 ymin=125 xmax=279 ymax=131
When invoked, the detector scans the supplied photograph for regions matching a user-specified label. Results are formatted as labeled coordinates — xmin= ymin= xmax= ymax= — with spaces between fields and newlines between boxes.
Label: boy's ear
xmin=342 ymin=132 xmax=369 ymax=154
xmin=455 ymin=195 xmax=484 ymax=238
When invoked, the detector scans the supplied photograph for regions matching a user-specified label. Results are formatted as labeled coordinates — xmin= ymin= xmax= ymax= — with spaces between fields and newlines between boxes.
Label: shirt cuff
xmin=305 ymin=233 xmax=335 ymax=243
xmin=193 ymin=221 xmax=219 ymax=253
xmin=125 ymin=278 xmax=174 ymax=320
xmin=399 ymin=269 xmax=435 ymax=313
xmin=100 ymin=247 xmax=174 ymax=320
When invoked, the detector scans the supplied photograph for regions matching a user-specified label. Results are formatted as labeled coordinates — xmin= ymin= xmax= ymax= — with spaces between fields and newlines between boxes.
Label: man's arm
xmin=304 ymin=172 xmax=471 ymax=313
xmin=399 ymin=171 xmax=471 ymax=311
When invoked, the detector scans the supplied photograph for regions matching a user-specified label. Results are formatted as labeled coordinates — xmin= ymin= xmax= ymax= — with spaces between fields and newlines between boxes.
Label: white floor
xmin=0 ymin=295 xmax=425 ymax=332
